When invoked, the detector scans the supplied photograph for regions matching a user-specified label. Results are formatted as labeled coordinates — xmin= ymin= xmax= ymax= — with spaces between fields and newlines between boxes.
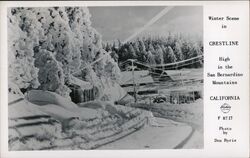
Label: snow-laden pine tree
xmin=103 ymin=50 xmax=121 ymax=81
xmin=146 ymin=50 xmax=156 ymax=65
xmin=155 ymin=44 xmax=164 ymax=64
xmin=8 ymin=8 xmax=40 ymax=90
xmin=93 ymin=50 xmax=105 ymax=78
xmin=165 ymin=46 xmax=177 ymax=63
xmin=65 ymin=7 xmax=121 ymax=100
xmin=65 ymin=7 xmax=99 ymax=67
xmin=128 ymin=44 xmax=137 ymax=59
xmin=8 ymin=7 xmax=121 ymax=101
xmin=174 ymin=41 xmax=184 ymax=61
xmin=29 ymin=8 xmax=73 ymax=99
xmin=34 ymin=49 xmax=71 ymax=99
xmin=133 ymin=40 xmax=140 ymax=57
xmin=65 ymin=7 xmax=105 ymax=80
xmin=138 ymin=38 xmax=147 ymax=62
xmin=46 ymin=7 xmax=81 ymax=78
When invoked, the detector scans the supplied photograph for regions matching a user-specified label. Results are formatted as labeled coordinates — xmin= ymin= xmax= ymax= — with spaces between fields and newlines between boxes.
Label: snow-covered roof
xmin=158 ymin=84 xmax=203 ymax=93
xmin=119 ymin=70 xmax=154 ymax=85
xmin=68 ymin=76 xmax=93 ymax=90
xmin=164 ymin=69 xmax=203 ymax=81
xmin=123 ymin=85 xmax=156 ymax=93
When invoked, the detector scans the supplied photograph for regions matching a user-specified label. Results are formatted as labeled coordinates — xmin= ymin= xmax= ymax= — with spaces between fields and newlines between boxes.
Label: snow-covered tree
xmin=174 ymin=41 xmax=184 ymax=61
xmin=146 ymin=51 xmax=156 ymax=65
xmin=138 ymin=38 xmax=147 ymax=62
xmin=8 ymin=8 xmax=40 ymax=90
xmin=8 ymin=6 xmax=122 ymax=100
xmin=104 ymin=53 xmax=121 ymax=81
xmin=110 ymin=50 xmax=119 ymax=62
xmin=155 ymin=45 xmax=164 ymax=64
xmin=133 ymin=40 xmax=140 ymax=57
xmin=128 ymin=44 xmax=137 ymax=59
xmin=93 ymin=50 xmax=105 ymax=78
xmin=65 ymin=7 xmax=100 ymax=67
xmin=24 ymin=7 xmax=75 ymax=98
xmin=34 ymin=49 xmax=71 ymax=99
xmin=165 ymin=46 xmax=176 ymax=63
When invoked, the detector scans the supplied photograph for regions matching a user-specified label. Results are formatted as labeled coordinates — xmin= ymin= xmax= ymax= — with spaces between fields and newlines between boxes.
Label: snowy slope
xmin=9 ymin=88 xmax=153 ymax=150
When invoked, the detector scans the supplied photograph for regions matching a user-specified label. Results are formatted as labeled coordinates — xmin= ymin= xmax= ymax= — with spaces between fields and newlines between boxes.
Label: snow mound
xmin=35 ymin=103 xmax=102 ymax=121
xmin=37 ymin=104 xmax=80 ymax=121
xmin=9 ymin=99 xmax=46 ymax=119
xmin=9 ymin=91 xmax=47 ymax=119
xmin=9 ymin=92 xmax=63 ymax=150
xmin=26 ymin=90 xmax=78 ymax=109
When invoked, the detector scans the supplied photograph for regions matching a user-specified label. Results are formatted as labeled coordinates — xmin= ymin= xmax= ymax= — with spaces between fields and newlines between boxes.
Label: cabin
xmin=158 ymin=84 xmax=203 ymax=104
xmin=119 ymin=70 xmax=157 ymax=96
xmin=150 ymin=69 xmax=173 ymax=82
xmin=164 ymin=68 xmax=203 ymax=82
xmin=158 ymin=69 xmax=203 ymax=104
xmin=67 ymin=76 xmax=98 ymax=104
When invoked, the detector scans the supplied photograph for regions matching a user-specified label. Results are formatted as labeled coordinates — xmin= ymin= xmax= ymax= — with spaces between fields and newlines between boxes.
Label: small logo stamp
xmin=220 ymin=103 xmax=231 ymax=113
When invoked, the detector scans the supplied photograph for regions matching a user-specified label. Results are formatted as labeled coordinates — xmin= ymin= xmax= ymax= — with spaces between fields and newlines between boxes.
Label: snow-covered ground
xmin=98 ymin=117 xmax=192 ymax=149
xmin=182 ymin=130 xmax=203 ymax=149
xmin=151 ymin=99 xmax=204 ymax=148
xmin=8 ymin=83 xmax=202 ymax=150
xmin=8 ymin=89 xmax=153 ymax=150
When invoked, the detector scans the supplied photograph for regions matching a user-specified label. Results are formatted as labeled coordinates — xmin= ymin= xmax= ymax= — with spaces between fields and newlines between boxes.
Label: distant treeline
xmin=104 ymin=34 xmax=203 ymax=68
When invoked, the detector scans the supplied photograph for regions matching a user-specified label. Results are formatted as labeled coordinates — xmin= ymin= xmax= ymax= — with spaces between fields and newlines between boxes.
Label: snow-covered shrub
xmin=103 ymin=52 xmax=121 ymax=81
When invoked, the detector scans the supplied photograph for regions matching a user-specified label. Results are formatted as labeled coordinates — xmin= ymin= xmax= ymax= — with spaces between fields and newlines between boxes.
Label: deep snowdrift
xmin=9 ymin=94 xmax=63 ymax=150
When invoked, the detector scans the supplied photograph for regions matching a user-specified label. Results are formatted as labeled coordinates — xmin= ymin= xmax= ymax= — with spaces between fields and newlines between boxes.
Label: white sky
xmin=89 ymin=6 xmax=203 ymax=42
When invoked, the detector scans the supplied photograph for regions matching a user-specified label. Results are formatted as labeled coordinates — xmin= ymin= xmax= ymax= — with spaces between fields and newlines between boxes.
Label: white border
xmin=0 ymin=1 xmax=249 ymax=158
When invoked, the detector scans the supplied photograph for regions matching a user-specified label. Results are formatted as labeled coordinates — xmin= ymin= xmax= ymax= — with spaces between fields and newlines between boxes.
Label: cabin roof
xmin=164 ymin=69 xmax=203 ymax=81
xmin=68 ymin=76 xmax=93 ymax=90
xmin=119 ymin=70 xmax=154 ymax=85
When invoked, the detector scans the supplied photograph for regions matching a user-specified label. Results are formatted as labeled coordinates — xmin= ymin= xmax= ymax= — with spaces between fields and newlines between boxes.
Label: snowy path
xmin=98 ymin=118 xmax=192 ymax=149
